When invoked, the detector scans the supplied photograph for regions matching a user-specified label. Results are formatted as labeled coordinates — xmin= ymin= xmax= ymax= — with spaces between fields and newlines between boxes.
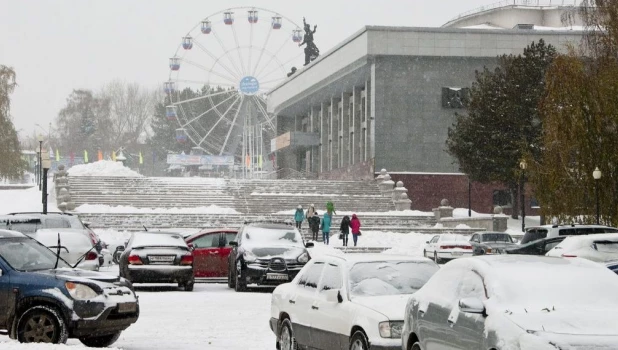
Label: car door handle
xmin=209 ymin=251 xmax=218 ymax=255
xmin=288 ymin=300 xmax=295 ymax=304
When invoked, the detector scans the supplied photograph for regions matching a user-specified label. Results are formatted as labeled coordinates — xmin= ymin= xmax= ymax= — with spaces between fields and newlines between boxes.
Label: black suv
xmin=227 ymin=222 xmax=313 ymax=292
xmin=0 ymin=229 xmax=139 ymax=346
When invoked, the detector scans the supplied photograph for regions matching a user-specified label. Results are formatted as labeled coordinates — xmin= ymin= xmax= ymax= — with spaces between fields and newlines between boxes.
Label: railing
xmin=445 ymin=0 xmax=579 ymax=25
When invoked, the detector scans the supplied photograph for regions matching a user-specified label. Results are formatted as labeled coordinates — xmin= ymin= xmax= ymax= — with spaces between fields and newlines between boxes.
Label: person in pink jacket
xmin=350 ymin=214 xmax=361 ymax=246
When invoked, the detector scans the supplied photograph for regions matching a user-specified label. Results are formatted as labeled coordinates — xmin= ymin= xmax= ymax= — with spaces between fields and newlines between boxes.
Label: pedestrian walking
xmin=326 ymin=201 xmax=336 ymax=215
xmin=350 ymin=214 xmax=361 ymax=247
xmin=321 ymin=211 xmax=332 ymax=245
xmin=309 ymin=211 xmax=320 ymax=241
xmin=340 ymin=215 xmax=350 ymax=247
xmin=305 ymin=204 xmax=316 ymax=234
xmin=294 ymin=205 xmax=304 ymax=230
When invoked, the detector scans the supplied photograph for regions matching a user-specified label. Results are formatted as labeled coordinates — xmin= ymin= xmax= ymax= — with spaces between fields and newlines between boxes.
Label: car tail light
xmin=486 ymin=248 xmax=492 ymax=253
xmin=440 ymin=245 xmax=472 ymax=250
xmin=180 ymin=254 xmax=193 ymax=265
xmin=85 ymin=252 xmax=98 ymax=260
xmin=461 ymin=245 xmax=472 ymax=250
xmin=128 ymin=254 xmax=143 ymax=265
xmin=562 ymin=254 xmax=577 ymax=258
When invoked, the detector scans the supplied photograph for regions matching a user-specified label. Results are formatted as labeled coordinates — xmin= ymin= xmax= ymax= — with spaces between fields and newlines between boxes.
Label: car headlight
xmin=243 ymin=251 xmax=257 ymax=262
xmin=378 ymin=321 xmax=403 ymax=338
xmin=65 ymin=282 xmax=98 ymax=300
xmin=297 ymin=252 xmax=310 ymax=263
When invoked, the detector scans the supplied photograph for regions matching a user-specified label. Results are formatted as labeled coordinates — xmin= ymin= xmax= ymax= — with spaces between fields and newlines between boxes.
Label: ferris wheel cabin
xmin=182 ymin=36 xmax=193 ymax=50
xmin=201 ymin=20 xmax=212 ymax=34
xmin=163 ymin=81 xmax=175 ymax=94
xmin=176 ymin=128 xmax=188 ymax=143
xmin=166 ymin=106 xmax=177 ymax=121
xmin=223 ymin=12 xmax=234 ymax=25
xmin=169 ymin=57 xmax=180 ymax=71
xmin=292 ymin=29 xmax=302 ymax=43
xmin=248 ymin=10 xmax=258 ymax=24
xmin=272 ymin=16 xmax=282 ymax=29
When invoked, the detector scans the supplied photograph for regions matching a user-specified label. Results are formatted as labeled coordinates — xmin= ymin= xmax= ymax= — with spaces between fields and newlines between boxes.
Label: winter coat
xmin=321 ymin=213 xmax=332 ymax=233
xmin=305 ymin=207 xmax=315 ymax=220
xmin=340 ymin=216 xmax=350 ymax=234
xmin=294 ymin=209 xmax=304 ymax=222
xmin=350 ymin=214 xmax=361 ymax=234
xmin=309 ymin=215 xmax=320 ymax=232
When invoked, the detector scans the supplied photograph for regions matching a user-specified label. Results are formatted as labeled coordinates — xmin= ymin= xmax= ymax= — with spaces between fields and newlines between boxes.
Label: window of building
xmin=493 ymin=190 xmax=512 ymax=208
xmin=442 ymin=87 xmax=470 ymax=108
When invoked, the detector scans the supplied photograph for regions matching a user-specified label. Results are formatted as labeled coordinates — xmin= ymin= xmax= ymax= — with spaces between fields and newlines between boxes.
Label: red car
xmin=185 ymin=229 xmax=237 ymax=282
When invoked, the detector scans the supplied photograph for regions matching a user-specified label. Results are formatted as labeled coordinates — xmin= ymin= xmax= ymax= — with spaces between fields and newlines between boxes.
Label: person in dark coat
xmin=340 ymin=215 xmax=351 ymax=247
xmin=350 ymin=214 xmax=361 ymax=247
xmin=309 ymin=211 xmax=320 ymax=242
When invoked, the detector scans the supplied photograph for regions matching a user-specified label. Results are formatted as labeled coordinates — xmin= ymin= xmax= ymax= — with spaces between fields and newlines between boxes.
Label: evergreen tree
xmin=0 ymin=65 xmax=25 ymax=179
xmin=446 ymin=40 xmax=556 ymax=217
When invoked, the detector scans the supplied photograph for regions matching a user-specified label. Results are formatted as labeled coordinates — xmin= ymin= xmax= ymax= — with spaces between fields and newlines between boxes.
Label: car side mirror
xmin=187 ymin=243 xmax=194 ymax=250
xmin=305 ymin=242 xmax=314 ymax=248
xmin=459 ymin=298 xmax=485 ymax=315
xmin=324 ymin=289 xmax=343 ymax=303
xmin=83 ymin=222 xmax=91 ymax=228
xmin=229 ymin=241 xmax=238 ymax=247
xmin=425 ymin=241 xmax=429 ymax=244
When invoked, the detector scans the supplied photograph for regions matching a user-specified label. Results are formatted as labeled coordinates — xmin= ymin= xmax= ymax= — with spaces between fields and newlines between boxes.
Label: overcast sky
xmin=1 ymin=0 xmax=492 ymax=137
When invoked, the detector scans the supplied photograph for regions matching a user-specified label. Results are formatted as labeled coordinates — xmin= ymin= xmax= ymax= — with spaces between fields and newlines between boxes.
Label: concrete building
xmin=266 ymin=1 xmax=584 ymax=212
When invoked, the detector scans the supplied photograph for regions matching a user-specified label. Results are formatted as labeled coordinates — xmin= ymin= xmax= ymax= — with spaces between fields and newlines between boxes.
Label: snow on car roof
xmin=131 ymin=232 xmax=188 ymax=248
xmin=31 ymin=229 xmax=93 ymax=248
xmin=316 ymin=253 xmax=434 ymax=267
xmin=0 ymin=229 xmax=25 ymax=238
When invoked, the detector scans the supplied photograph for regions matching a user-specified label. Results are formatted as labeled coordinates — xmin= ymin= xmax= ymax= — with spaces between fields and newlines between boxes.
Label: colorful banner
xmin=55 ymin=149 xmax=60 ymax=161
xmin=166 ymin=154 xmax=234 ymax=166
xmin=84 ymin=150 xmax=89 ymax=163
xmin=139 ymin=152 xmax=143 ymax=165
xmin=112 ymin=151 xmax=117 ymax=162
xmin=97 ymin=150 xmax=103 ymax=161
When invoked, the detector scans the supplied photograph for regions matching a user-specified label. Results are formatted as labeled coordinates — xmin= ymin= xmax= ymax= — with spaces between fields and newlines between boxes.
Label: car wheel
xmin=433 ymin=251 xmax=442 ymax=264
xmin=235 ymin=261 xmax=247 ymax=292
xmin=279 ymin=318 xmax=296 ymax=350
xmin=411 ymin=341 xmax=422 ymax=350
xmin=227 ymin=265 xmax=236 ymax=288
xmin=350 ymin=330 xmax=369 ymax=350
xmin=79 ymin=331 xmax=121 ymax=347
xmin=17 ymin=305 xmax=68 ymax=344
xmin=423 ymin=250 xmax=426 ymax=258
xmin=181 ymin=279 xmax=194 ymax=292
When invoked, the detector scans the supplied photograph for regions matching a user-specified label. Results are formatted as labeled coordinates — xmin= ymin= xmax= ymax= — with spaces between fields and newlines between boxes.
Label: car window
xmin=242 ymin=227 xmax=303 ymax=247
xmin=191 ymin=234 xmax=219 ymax=248
xmin=481 ymin=234 xmax=512 ymax=243
xmin=298 ymin=262 xmax=324 ymax=289
xmin=0 ymin=238 xmax=70 ymax=271
xmin=544 ymin=240 xmax=562 ymax=252
xmin=6 ymin=219 xmax=41 ymax=234
xmin=458 ymin=271 xmax=487 ymax=300
xmin=224 ymin=233 xmax=237 ymax=246
xmin=431 ymin=236 xmax=438 ymax=243
xmin=43 ymin=218 xmax=71 ymax=229
xmin=521 ymin=229 xmax=547 ymax=244
xmin=349 ymin=260 xmax=438 ymax=297
xmin=417 ymin=267 xmax=464 ymax=306
xmin=470 ymin=235 xmax=478 ymax=242
xmin=320 ymin=263 xmax=342 ymax=292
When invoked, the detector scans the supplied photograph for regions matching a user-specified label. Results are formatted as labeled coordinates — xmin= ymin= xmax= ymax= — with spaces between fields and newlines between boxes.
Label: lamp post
xmin=519 ymin=159 xmax=528 ymax=232
xmin=41 ymin=152 xmax=51 ymax=214
xmin=593 ymin=167 xmax=602 ymax=225
xmin=468 ymin=177 xmax=472 ymax=217
xmin=37 ymin=134 xmax=44 ymax=190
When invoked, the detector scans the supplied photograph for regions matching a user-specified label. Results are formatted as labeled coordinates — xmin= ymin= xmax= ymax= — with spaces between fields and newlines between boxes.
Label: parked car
xmin=504 ymin=236 xmax=566 ymax=256
xmin=520 ymin=224 xmax=618 ymax=245
xmin=227 ymin=222 xmax=313 ymax=292
xmin=30 ymin=229 xmax=100 ymax=271
xmin=270 ymin=254 xmax=439 ymax=350
xmin=402 ymin=255 xmax=618 ymax=350
xmin=546 ymin=233 xmax=618 ymax=263
xmin=423 ymin=234 xmax=472 ymax=263
xmin=0 ymin=229 xmax=139 ymax=346
xmin=118 ymin=232 xmax=194 ymax=291
xmin=469 ymin=232 xmax=517 ymax=255
xmin=607 ymin=261 xmax=618 ymax=275
xmin=185 ymin=228 xmax=237 ymax=282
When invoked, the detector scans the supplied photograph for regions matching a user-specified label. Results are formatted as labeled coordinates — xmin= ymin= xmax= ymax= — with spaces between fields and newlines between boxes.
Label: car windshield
xmin=0 ymin=238 xmax=70 ymax=271
xmin=132 ymin=233 xmax=188 ymax=249
xmin=243 ymin=227 xmax=303 ymax=247
xmin=349 ymin=261 xmax=439 ymax=297
xmin=594 ymin=240 xmax=618 ymax=253
xmin=482 ymin=234 xmax=513 ymax=243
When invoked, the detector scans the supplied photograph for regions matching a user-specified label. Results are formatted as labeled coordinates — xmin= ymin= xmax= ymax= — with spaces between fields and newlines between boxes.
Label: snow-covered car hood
xmin=246 ymin=245 xmax=306 ymax=259
xmin=351 ymin=294 xmax=410 ymax=320
xmin=505 ymin=307 xmax=618 ymax=336
xmin=33 ymin=268 xmax=128 ymax=287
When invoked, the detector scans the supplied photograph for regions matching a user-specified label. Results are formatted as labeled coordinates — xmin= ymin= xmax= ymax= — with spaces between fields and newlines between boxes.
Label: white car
xmin=423 ymin=234 xmax=473 ymax=263
xmin=270 ymin=254 xmax=439 ymax=350
xmin=30 ymin=229 xmax=100 ymax=271
xmin=402 ymin=255 xmax=618 ymax=350
xmin=546 ymin=233 xmax=618 ymax=263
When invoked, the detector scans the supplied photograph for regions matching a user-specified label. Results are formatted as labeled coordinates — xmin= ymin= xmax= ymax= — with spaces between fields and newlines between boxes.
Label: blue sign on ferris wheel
xmin=239 ymin=76 xmax=260 ymax=95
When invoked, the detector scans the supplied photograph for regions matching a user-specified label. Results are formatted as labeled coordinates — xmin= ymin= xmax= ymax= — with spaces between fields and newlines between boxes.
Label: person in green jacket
xmin=321 ymin=211 xmax=332 ymax=245
xmin=294 ymin=205 xmax=304 ymax=230
xmin=326 ymin=201 xmax=336 ymax=215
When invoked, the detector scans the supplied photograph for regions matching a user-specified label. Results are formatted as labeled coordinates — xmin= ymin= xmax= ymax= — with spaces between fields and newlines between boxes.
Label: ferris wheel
xmin=165 ymin=7 xmax=304 ymax=166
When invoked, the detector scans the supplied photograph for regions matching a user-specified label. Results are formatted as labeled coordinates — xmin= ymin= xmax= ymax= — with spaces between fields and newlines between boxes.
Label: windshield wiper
xmin=54 ymin=233 xmax=61 ymax=269
xmin=73 ymin=244 xmax=97 ymax=269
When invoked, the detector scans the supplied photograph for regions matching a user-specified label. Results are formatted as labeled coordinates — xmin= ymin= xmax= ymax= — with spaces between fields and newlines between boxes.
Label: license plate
xmin=148 ymin=255 xmax=175 ymax=263
xmin=451 ymin=252 xmax=463 ymax=256
xmin=117 ymin=302 xmax=137 ymax=313
xmin=266 ymin=273 xmax=288 ymax=281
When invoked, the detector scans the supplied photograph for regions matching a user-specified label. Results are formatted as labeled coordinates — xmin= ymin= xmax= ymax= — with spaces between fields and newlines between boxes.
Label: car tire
xmin=181 ymin=279 xmax=194 ymax=292
xmin=17 ymin=305 xmax=68 ymax=344
xmin=433 ymin=251 xmax=442 ymax=264
xmin=349 ymin=330 xmax=369 ymax=350
xmin=227 ymin=263 xmax=236 ymax=288
xmin=278 ymin=318 xmax=296 ymax=350
xmin=79 ymin=331 xmax=121 ymax=347
xmin=423 ymin=250 xmax=427 ymax=258
xmin=235 ymin=262 xmax=247 ymax=292
xmin=411 ymin=341 xmax=422 ymax=350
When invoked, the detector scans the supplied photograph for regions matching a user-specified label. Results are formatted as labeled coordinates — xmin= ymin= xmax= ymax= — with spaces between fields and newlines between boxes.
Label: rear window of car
xmin=521 ymin=229 xmax=548 ymax=244
xmin=482 ymin=234 xmax=513 ymax=243
xmin=559 ymin=228 xmax=610 ymax=236
xmin=132 ymin=233 xmax=188 ymax=249
xmin=5 ymin=219 xmax=42 ymax=234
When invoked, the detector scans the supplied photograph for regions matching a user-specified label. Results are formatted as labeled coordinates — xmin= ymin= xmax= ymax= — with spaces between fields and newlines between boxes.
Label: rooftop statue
xmin=299 ymin=17 xmax=319 ymax=66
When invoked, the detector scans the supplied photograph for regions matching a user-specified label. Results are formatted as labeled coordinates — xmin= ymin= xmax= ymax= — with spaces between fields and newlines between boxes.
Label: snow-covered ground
xmin=67 ymin=161 xmax=142 ymax=177
xmin=0 ymin=179 xmax=59 ymax=214
xmin=74 ymin=204 xmax=240 ymax=215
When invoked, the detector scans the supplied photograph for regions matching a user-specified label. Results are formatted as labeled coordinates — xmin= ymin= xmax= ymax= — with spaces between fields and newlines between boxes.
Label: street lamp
xmin=468 ymin=177 xmax=472 ymax=217
xmin=41 ymin=152 xmax=51 ymax=214
xmin=37 ymin=134 xmax=44 ymax=190
xmin=519 ymin=159 xmax=528 ymax=232
xmin=593 ymin=167 xmax=602 ymax=225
